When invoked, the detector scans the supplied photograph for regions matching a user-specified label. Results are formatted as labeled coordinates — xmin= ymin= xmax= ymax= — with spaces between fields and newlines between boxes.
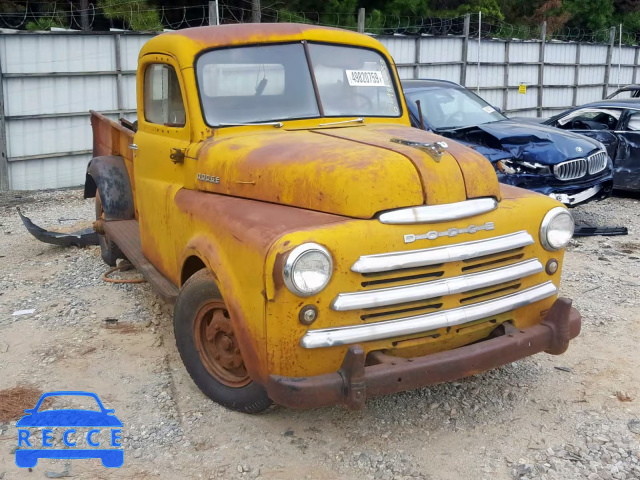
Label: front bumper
xmin=265 ymin=297 xmax=581 ymax=410
xmin=497 ymin=172 xmax=613 ymax=206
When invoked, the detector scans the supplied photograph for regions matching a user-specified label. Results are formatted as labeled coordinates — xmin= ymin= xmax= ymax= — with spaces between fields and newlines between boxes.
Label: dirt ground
xmin=0 ymin=188 xmax=639 ymax=480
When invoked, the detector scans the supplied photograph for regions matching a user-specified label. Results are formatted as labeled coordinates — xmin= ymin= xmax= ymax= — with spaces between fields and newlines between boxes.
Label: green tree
xmin=563 ymin=0 xmax=614 ymax=31
xmin=98 ymin=0 xmax=163 ymax=31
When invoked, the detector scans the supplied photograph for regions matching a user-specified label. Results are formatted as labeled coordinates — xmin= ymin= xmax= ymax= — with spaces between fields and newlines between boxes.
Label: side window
xmin=144 ymin=64 xmax=186 ymax=127
xmin=556 ymin=108 xmax=621 ymax=131
xmin=626 ymin=112 xmax=640 ymax=131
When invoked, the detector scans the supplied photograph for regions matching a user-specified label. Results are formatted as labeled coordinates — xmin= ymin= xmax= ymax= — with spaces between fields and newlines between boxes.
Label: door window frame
xmin=136 ymin=54 xmax=190 ymax=141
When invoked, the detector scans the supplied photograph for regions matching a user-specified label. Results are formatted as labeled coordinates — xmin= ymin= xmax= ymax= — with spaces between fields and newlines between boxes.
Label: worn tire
xmin=95 ymin=188 xmax=124 ymax=267
xmin=174 ymin=269 xmax=272 ymax=413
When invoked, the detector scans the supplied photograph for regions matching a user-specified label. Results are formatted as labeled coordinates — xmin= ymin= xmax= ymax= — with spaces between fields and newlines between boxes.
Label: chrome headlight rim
xmin=283 ymin=242 xmax=333 ymax=297
xmin=540 ymin=206 xmax=574 ymax=251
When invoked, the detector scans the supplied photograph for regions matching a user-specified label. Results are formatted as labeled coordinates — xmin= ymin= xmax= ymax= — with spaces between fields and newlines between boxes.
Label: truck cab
xmin=86 ymin=24 xmax=581 ymax=412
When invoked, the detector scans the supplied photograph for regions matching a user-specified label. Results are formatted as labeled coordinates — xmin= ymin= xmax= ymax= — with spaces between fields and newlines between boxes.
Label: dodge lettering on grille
xmin=404 ymin=222 xmax=495 ymax=244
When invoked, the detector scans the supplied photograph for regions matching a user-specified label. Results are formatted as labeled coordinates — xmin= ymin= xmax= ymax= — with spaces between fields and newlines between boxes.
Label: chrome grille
xmin=554 ymin=158 xmax=587 ymax=181
xmin=587 ymin=150 xmax=607 ymax=174
xmin=301 ymin=231 xmax=556 ymax=349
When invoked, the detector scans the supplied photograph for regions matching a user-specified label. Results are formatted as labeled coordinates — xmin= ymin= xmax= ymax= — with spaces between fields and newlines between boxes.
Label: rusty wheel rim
xmin=193 ymin=300 xmax=251 ymax=388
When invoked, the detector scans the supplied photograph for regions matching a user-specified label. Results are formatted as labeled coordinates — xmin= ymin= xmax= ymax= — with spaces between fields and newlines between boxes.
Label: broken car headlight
xmin=540 ymin=207 xmax=574 ymax=251
xmin=497 ymin=159 xmax=551 ymax=175
xmin=283 ymin=243 xmax=333 ymax=297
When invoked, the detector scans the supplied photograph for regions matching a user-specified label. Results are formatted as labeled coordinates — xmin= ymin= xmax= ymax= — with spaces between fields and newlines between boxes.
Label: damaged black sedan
xmin=542 ymin=99 xmax=640 ymax=192
xmin=402 ymin=79 xmax=613 ymax=206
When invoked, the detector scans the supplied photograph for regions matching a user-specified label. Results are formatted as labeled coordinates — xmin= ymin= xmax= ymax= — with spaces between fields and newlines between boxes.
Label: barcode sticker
xmin=345 ymin=70 xmax=387 ymax=87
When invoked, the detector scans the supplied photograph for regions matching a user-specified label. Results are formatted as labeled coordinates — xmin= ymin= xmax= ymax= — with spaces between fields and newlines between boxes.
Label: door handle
xmin=128 ymin=144 xmax=138 ymax=150
xmin=170 ymin=147 xmax=185 ymax=164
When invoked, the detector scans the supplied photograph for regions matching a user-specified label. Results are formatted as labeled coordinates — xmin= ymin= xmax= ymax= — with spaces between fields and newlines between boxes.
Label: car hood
xmin=444 ymin=120 xmax=602 ymax=165
xmin=16 ymin=410 xmax=122 ymax=427
xmin=194 ymin=124 xmax=501 ymax=218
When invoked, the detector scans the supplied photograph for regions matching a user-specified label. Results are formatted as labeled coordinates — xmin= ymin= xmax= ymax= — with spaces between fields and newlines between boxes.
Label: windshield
xmin=195 ymin=43 xmax=401 ymax=127
xmin=406 ymin=87 xmax=505 ymax=130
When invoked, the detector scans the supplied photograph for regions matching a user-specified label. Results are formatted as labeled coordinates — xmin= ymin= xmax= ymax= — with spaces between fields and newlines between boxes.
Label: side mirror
xmin=492 ymin=105 xmax=502 ymax=114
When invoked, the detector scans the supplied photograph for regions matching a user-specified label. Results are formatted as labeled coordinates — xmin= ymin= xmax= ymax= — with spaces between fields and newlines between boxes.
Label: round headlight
xmin=540 ymin=207 xmax=574 ymax=251
xmin=283 ymin=243 xmax=333 ymax=297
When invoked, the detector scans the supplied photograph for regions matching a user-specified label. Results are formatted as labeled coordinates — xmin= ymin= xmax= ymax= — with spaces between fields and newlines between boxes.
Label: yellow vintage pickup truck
xmin=84 ymin=23 xmax=581 ymax=413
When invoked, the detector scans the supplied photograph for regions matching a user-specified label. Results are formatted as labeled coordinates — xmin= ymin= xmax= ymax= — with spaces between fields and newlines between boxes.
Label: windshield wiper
xmin=218 ymin=121 xmax=283 ymax=128
xmin=318 ymin=117 xmax=364 ymax=127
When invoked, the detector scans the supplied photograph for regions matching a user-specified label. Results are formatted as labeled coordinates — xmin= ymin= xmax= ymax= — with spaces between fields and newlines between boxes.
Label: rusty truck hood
xmin=194 ymin=124 xmax=501 ymax=218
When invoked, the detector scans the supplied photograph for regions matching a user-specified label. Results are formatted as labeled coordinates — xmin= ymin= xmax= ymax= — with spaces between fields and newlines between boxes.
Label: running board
xmin=103 ymin=220 xmax=179 ymax=304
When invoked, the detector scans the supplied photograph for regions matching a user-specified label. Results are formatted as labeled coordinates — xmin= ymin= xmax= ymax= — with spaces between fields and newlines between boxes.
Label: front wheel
xmin=174 ymin=269 xmax=272 ymax=413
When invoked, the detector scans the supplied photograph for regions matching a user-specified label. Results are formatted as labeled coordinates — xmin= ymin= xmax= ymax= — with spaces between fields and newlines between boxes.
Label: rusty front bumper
xmin=265 ymin=297 xmax=581 ymax=410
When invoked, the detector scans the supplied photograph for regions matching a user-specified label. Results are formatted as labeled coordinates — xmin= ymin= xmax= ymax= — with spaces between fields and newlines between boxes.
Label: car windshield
xmin=406 ymin=86 xmax=505 ymax=130
xmin=195 ymin=43 xmax=401 ymax=126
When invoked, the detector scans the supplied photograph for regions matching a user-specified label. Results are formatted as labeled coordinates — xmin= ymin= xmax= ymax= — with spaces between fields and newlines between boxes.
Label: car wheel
xmin=95 ymin=188 xmax=124 ymax=267
xmin=174 ymin=269 xmax=272 ymax=413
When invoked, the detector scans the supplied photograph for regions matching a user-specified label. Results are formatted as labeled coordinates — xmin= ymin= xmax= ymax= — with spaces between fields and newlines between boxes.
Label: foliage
xmin=98 ymin=0 xmax=163 ymax=31
xmin=456 ymin=0 xmax=505 ymax=20
xmin=10 ymin=0 xmax=640 ymax=41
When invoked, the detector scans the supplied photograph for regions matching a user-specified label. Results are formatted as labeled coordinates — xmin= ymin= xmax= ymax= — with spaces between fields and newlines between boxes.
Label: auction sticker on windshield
xmin=346 ymin=70 xmax=386 ymax=87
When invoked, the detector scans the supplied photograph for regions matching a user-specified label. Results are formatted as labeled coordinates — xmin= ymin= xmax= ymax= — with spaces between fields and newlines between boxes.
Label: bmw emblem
xmin=575 ymin=146 xmax=583 ymax=153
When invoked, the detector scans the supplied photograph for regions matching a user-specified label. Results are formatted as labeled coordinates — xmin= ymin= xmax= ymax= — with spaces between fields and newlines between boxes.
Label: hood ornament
xmin=390 ymin=138 xmax=448 ymax=162
xmin=575 ymin=146 xmax=583 ymax=153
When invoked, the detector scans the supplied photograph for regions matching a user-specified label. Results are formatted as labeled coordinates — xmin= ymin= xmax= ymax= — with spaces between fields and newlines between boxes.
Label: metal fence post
xmin=603 ymin=26 xmax=616 ymax=98
xmin=0 ymin=54 xmax=8 ymax=192
xmin=114 ymin=34 xmax=123 ymax=119
xmin=357 ymin=8 xmax=365 ymax=33
xmin=503 ymin=41 xmax=509 ymax=112
xmin=460 ymin=13 xmax=470 ymax=86
xmin=414 ymin=36 xmax=421 ymax=79
xmin=572 ymin=43 xmax=581 ymax=107
xmin=209 ymin=1 xmax=219 ymax=26
xmin=633 ymin=46 xmax=639 ymax=84
xmin=537 ymin=21 xmax=546 ymax=118
xmin=476 ymin=11 xmax=481 ymax=94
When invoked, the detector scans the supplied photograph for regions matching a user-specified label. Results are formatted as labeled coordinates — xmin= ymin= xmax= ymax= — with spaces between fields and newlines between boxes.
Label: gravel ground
xmin=0 ymin=188 xmax=639 ymax=480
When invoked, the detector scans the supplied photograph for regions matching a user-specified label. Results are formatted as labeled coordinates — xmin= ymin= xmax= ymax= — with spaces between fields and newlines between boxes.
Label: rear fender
xmin=85 ymin=155 xmax=135 ymax=220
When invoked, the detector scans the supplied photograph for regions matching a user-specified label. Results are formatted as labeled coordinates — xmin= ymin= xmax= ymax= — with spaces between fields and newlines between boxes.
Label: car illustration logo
xmin=575 ymin=146 xmax=583 ymax=153
xmin=15 ymin=391 xmax=123 ymax=469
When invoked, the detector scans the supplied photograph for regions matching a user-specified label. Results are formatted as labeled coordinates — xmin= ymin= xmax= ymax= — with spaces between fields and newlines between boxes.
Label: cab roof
xmin=139 ymin=23 xmax=390 ymax=69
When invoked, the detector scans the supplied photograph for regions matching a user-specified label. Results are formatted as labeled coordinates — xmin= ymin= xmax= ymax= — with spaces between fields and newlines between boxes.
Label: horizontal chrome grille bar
xmin=332 ymin=259 xmax=543 ymax=311
xmin=301 ymin=282 xmax=557 ymax=349
xmin=378 ymin=198 xmax=498 ymax=225
xmin=351 ymin=231 xmax=534 ymax=274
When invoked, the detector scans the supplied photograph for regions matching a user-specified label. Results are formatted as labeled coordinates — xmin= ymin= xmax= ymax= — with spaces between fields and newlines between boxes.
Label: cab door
xmin=613 ymin=109 xmax=640 ymax=191
xmin=133 ymin=55 xmax=191 ymax=283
